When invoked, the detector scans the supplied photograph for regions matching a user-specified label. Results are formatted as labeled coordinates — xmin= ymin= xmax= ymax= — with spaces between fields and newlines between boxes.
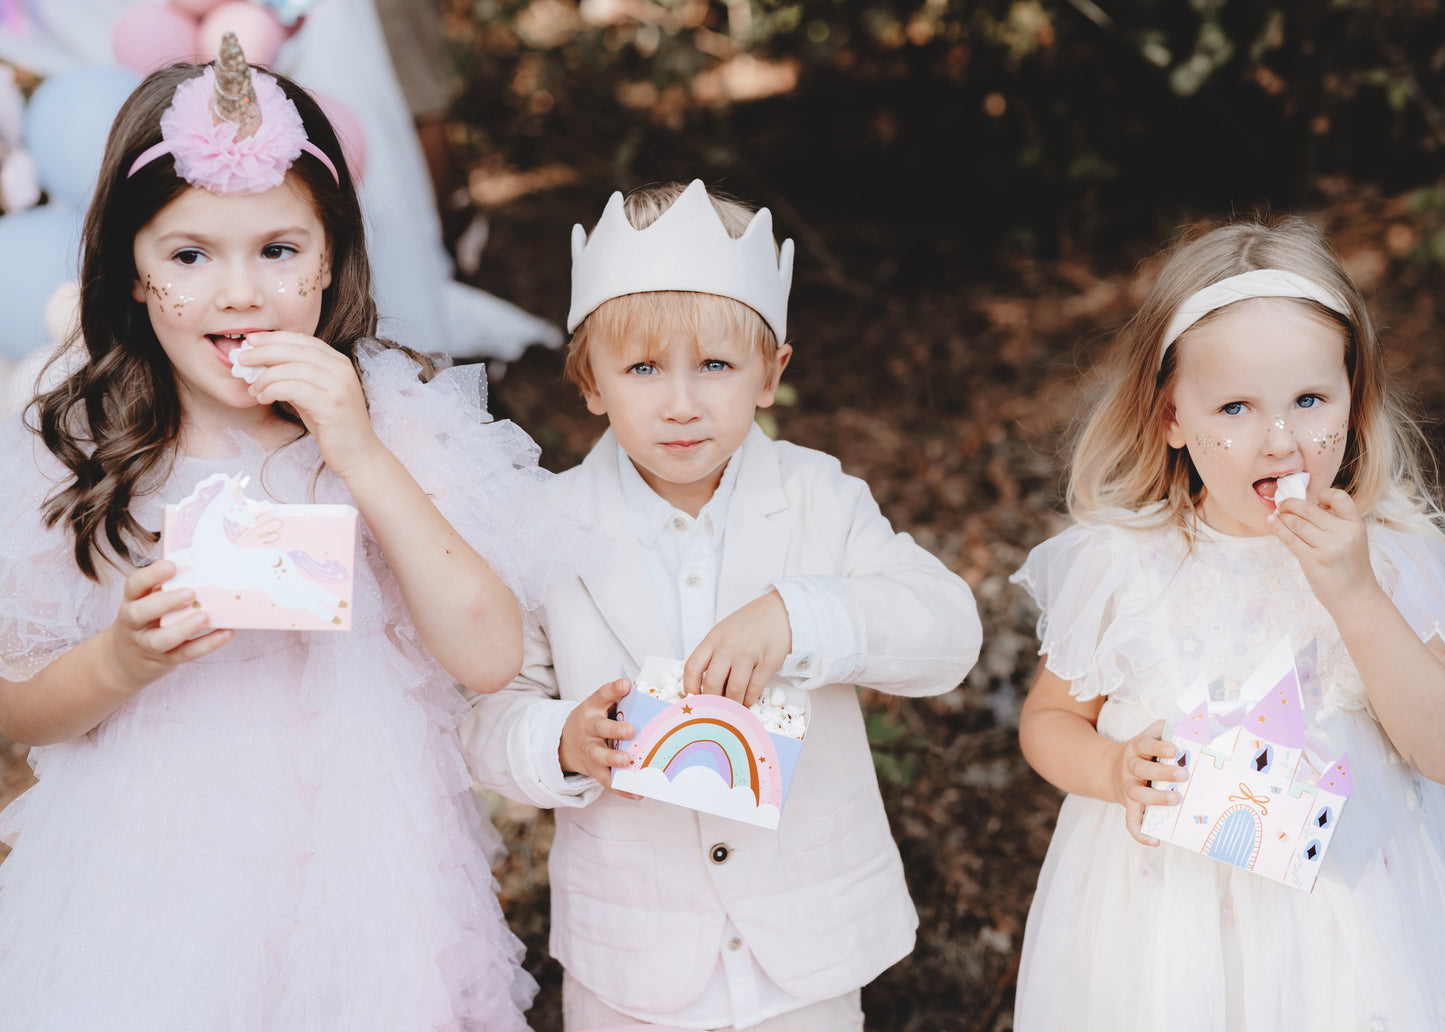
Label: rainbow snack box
xmin=1142 ymin=637 xmax=1353 ymax=892
xmin=161 ymin=472 xmax=358 ymax=631
xmin=611 ymin=656 xmax=809 ymax=830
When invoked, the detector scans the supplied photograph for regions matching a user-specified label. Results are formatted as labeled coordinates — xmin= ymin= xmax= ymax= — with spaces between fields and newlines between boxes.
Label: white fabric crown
xmin=567 ymin=179 xmax=795 ymax=345
xmin=1160 ymin=268 xmax=1351 ymax=366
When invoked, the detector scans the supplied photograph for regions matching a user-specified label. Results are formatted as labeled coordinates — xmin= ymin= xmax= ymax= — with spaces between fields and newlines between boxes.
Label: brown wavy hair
xmin=1068 ymin=215 xmax=1439 ymax=536
xmin=30 ymin=61 xmax=430 ymax=580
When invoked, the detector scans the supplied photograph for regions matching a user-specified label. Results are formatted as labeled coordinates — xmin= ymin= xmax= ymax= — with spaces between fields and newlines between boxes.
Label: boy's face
xmin=584 ymin=323 xmax=792 ymax=516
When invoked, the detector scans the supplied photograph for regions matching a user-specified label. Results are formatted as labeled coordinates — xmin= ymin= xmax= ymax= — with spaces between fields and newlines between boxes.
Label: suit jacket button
xmin=710 ymin=843 xmax=730 ymax=864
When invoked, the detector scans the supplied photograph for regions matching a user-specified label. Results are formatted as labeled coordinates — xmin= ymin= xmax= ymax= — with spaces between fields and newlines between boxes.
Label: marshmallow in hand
xmin=1274 ymin=471 xmax=1310 ymax=504
xmin=229 ymin=340 xmax=260 ymax=385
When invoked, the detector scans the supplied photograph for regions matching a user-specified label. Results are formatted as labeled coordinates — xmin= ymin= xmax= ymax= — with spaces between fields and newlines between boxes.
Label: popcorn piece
xmin=229 ymin=340 xmax=260 ymax=385
xmin=634 ymin=660 xmax=686 ymax=703
xmin=632 ymin=656 xmax=807 ymax=738
xmin=1274 ymin=471 xmax=1310 ymax=505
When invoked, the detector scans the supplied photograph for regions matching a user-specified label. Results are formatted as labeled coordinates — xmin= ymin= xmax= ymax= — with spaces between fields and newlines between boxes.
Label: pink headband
xmin=127 ymin=32 xmax=338 ymax=195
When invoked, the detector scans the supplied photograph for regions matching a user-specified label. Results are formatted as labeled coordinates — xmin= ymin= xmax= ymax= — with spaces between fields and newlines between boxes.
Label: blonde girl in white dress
xmin=1011 ymin=217 xmax=1445 ymax=1031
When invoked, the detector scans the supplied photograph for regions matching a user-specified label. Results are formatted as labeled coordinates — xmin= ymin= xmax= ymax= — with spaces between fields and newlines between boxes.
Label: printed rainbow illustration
xmin=627 ymin=694 xmax=783 ymax=810
xmin=612 ymin=676 xmax=805 ymax=829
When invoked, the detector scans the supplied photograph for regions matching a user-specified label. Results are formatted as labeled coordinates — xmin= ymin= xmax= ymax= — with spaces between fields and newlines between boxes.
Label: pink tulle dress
xmin=1010 ymin=512 xmax=1445 ymax=1032
xmin=0 ymin=345 xmax=560 ymax=1031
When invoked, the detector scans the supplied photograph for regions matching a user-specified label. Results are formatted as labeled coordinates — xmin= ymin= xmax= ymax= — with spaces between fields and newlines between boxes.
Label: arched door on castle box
xmin=1205 ymin=805 xmax=1262 ymax=870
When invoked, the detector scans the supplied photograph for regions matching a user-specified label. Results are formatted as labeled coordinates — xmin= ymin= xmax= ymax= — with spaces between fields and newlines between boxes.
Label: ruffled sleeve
xmin=1369 ymin=521 xmax=1445 ymax=644
xmin=354 ymin=343 xmax=585 ymax=616
xmin=0 ymin=418 xmax=118 ymax=682
xmin=1009 ymin=519 xmax=1143 ymax=701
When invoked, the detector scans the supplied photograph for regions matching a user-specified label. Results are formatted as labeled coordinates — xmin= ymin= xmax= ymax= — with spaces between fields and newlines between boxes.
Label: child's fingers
xmin=742 ymin=664 xmax=772 ymax=707
xmin=682 ymin=644 xmax=713 ymax=695
xmin=124 ymin=587 xmax=199 ymax=629
xmin=1123 ymin=798 xmax=1160 ymax=847
xmin=597 ymin=714 xmax=635 ymax=743
xmin=166 ymin=627 xmax=234 ymax=662
xmin=1317 ymin=487 xmax=1359 ymax=519
xmin=599 ymin=677 xmax=632 ymax=705
xmin=142 ymin=611 xmax=213 ymax=654
xmin=123 ymin=560 xmax=177 ymax=601
xmin=722 ymin=660 xmax=756 ymax=704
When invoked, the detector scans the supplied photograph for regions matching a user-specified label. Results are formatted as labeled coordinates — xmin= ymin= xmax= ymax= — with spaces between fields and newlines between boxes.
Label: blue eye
xmin=701 ymin=359 xmax=730 ymax=372
xmin=262 ymin=244 xmax=297 ymax=260
xmin=627 ymin=362 xmax=657 ymax=375
xmin=1297 ymin=394 xmax=1320 ymax=409
xmin=1222 ymin=402 xmax=1244 ymax=416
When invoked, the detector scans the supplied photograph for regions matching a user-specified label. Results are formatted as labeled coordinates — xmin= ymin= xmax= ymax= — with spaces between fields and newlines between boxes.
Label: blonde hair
xmin=564 ymin=182 xmax=781 ymax=395
xmin=1068 ymin=215 xmax=1440 ymax=536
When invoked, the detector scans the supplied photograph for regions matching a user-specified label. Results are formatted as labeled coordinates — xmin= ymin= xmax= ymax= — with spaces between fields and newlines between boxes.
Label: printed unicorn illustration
xmin=162 ymin=473 xmax=358 ymax=631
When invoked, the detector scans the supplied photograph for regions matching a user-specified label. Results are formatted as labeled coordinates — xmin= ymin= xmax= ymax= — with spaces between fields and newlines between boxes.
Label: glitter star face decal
xmin=1308 ymin=423 xmax=1347 ymax=455
xmin=1195 ymin=432 xmax=1232 ymax=457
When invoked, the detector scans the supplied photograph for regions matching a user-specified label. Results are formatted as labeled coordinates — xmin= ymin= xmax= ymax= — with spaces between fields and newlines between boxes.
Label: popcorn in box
xmin=611 ymin=656 xmax=808 ymax=830
xmin=1141 ymin=637 xmax=1353 ymax=892
xmin=161 ymin=472 xmax=358 ymax=631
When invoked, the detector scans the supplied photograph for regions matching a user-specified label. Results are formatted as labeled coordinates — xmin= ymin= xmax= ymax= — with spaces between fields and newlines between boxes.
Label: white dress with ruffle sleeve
xmin=0 ymin=347 xmax=561 ymax=1031
xmin=1010 ymin=515 xmax=1445 ymax=1032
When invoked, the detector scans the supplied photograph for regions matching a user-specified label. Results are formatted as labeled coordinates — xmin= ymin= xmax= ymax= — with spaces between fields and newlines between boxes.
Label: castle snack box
xmin=161 ymin=472 xmax=358 ymax=631
xmin=1142 ymin=637 xmax=1353 ymax=892
xmin=611 ymin=656 xmax=808 ymax=829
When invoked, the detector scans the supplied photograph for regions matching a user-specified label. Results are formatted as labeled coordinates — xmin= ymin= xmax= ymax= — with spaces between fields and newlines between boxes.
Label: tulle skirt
xmin=0 ymin=632 xmax=537 ymax=1032
xmin=1014 ymin=704 xmax=1445 ymax=1032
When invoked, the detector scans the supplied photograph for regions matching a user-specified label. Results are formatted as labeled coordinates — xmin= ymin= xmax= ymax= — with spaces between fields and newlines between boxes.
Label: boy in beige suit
xmin=462 ymin=181 xmax=981 ymax=1031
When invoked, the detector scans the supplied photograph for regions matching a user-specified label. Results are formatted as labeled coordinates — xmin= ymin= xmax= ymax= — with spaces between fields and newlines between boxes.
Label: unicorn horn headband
xmin=127 ymin=31 xmax=338 ymax=195
xmin=1159 ymin=268 xmax=1350 ymax=367
xmin=567 ymin=180 xmax=795 ymax=346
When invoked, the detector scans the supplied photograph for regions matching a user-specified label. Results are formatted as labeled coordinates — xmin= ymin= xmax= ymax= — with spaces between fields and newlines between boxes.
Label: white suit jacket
xmin=462 ymin=425 xmax=981 ymax=1012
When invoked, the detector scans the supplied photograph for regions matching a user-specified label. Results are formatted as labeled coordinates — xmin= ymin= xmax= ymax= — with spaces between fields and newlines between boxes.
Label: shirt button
xmin=685 ymin=574 xmax=702 ymax=589
xmin=710 ymin=843 xmax=730 ymax=864
xmin=727 ymin=936 xmax=743 ymax=951
xmin=796 ymin=657 xmax=811 ymax=671
xmin=672 ymin=516 xmax=687 ymax=530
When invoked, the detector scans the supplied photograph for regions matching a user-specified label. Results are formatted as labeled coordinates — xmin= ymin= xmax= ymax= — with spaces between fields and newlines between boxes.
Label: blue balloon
xmin=0 ymin=204 xmax=84 ymax=361
xmin=24 ymin=64 xmax=141 ymax=210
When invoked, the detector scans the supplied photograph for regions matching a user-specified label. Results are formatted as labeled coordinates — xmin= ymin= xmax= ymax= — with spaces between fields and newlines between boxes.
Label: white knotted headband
xmin=1160 ymin=268 xmax=1351 ymax=367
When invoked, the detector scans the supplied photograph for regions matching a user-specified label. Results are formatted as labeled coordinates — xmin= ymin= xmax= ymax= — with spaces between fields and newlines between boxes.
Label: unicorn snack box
xmin=161 ymin=472 xmax=358 ymax=631
xmin=611 ymin=656 xmax=809 ymax=830
xmin=1141 ymin=637 xmax=1353 ymax=892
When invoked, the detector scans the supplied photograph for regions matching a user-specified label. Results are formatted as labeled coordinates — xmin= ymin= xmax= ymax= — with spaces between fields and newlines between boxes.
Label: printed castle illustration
xmin=1142 ymin=639 xmax=1354 ymax=892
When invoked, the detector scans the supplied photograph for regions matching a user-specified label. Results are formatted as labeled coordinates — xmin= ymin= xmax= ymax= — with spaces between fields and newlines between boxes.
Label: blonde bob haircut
xmin=565 ymin=182 xmax=782 ymax=396
xmin=1068 ymin=215 xmax=1440 ymax=536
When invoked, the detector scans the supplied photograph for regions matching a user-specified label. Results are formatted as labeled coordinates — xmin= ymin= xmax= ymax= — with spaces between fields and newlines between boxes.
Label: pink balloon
xmin=311 ymin=91 xmax=367 ymax=184
xmin=195 ymin=2 xmax=287 ymax=67
xmin=167 ymin=0 xmax=226 ymax=14
xmin=111 ymin=3 xmax=200 ymax=74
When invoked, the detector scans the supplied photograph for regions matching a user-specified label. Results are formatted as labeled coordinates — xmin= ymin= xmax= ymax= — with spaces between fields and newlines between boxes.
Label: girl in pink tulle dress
xmin=1011 ymin=217 xmax=1445 ymax=1031
xmin=0 ymin=43 xmax=553 ymax=1031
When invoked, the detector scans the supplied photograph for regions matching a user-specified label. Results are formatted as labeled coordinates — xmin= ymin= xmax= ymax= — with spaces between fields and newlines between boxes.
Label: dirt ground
xmin=3 ymin=180 xmax=1443 ymax=1030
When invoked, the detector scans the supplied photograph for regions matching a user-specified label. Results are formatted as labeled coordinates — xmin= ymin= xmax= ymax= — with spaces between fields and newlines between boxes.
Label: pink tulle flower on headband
xmin=163 ymin=68 xmax=305 ymax=194
xmin=127 ymin=33 xmax=338 ymax=195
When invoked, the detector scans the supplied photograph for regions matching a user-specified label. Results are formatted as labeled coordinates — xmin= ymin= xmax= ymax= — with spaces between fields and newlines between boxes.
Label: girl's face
xmin=131 ymin=177 xmax=330 ymax=439
xmin=1166 ymin=298 xmax=1351 ymax=537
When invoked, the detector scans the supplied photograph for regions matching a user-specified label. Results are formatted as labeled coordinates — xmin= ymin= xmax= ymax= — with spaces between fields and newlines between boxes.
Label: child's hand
xmin=558 ymin=677 xmax=640 ymax=797
xmin=238 ymin=332 xmax=381 ymax=478
xmin=1113 ymin=718 xmax=1183 ymax=847
xmin=683 ymin=590 xmax=792 ymax=707
xmin=1269 ymin=488 xmax=1377 ymax=613
xmin=101 ymin=561 xmax=233 ymax=693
